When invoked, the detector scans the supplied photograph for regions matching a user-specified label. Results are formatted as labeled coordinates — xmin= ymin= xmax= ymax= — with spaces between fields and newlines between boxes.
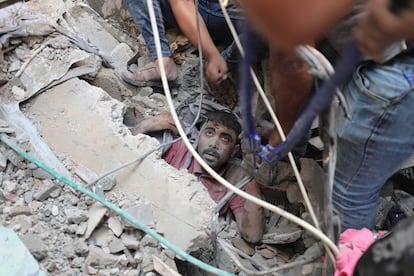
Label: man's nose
xmin=209 ymin=136 xmax=219 ymax=148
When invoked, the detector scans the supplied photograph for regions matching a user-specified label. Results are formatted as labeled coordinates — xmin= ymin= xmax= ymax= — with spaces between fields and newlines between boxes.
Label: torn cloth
xmin=335 ymin=228 xmax=381 ymax=276
xmin=0 ymin=2 xmax=53 ymax=47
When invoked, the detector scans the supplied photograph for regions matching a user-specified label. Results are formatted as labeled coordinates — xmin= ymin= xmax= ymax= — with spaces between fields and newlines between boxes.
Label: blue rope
xmin=241 ymin=27 xmax=262 ymax=155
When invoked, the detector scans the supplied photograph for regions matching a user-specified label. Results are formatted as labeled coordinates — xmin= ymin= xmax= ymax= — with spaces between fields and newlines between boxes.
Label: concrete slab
xmin=65 ymin=5 xmax=120 ymax=57
xmin=86 ymin=0 xmax=139 ymax=40
xmin=26 ymin=78 xmax=215 ymax=252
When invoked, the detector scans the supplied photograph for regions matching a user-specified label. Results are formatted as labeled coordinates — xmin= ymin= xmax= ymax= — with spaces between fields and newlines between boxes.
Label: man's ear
xmin=231 ymin=144 xmax=241 ymax=158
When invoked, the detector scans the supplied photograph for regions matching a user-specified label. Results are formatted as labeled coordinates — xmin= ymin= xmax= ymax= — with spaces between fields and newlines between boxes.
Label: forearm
xmin=242 ymin=0 xmax=355 ymax=48
xmin=168 ymin=0 xmax=220 ymax=61
xmin=235 ymin=181 xmax=264 ymax=243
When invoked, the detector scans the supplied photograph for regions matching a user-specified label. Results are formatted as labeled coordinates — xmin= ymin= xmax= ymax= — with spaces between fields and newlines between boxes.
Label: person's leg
xmin=197 ymin=0 xmax=244 ymax=44
xmin=124 ymin=0 xmax=171 ymax=58
xmin=197 ymin=0 xmax=261 ymax=72
xmin=333 ymin=54 xmax=414 ymax=230
xmin=122 ymin=0 xmax=177 ymax=85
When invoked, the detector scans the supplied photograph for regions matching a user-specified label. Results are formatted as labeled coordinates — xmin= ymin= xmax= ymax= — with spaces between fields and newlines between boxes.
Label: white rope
xmin=146 ymin=0 xmax=339 ymax=256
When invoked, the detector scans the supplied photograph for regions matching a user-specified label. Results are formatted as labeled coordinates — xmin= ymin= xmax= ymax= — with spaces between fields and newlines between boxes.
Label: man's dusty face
xmin=197 ymin=121 xmax=237 ymax=170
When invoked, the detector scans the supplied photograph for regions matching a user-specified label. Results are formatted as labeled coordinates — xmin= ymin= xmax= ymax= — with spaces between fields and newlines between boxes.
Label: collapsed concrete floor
xmin=2 ymin=0 xmax=414 ymax=275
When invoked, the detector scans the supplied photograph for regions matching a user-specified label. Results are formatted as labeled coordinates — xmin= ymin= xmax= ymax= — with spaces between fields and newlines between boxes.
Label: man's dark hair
xmin=205 ymin=110 xmax=242 ymax=139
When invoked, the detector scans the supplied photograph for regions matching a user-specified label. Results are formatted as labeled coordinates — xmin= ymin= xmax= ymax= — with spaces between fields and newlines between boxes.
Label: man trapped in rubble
xmin=131 ymin=109 xmax=264 ymax=244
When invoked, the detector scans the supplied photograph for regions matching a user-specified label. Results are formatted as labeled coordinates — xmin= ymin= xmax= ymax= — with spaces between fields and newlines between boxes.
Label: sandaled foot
xmin=121 ymin=60 xmax=178 ymax=87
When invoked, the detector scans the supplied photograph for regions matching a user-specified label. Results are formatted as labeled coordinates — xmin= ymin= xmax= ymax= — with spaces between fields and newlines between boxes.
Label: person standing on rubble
xmin=132 ymin=109 xmax=265 ymax=244
xmin=121 ymin=0 xmax=251 ymax=86
xmin=240 ymin=0 xmax=414 ymax=231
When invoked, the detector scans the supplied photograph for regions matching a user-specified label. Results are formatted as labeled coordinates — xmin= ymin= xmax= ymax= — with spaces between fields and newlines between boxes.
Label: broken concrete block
xmin=74 ymin=163 xmax=97 ymax=183
xmin=88 ymin=225 xmax=114 ymax=248
xmin=108 ymin=216 xmax=123 ymax=237
xmin=0 ymin=150 xmax=7 ymax=171
xmin=33 ymin=180 xmax=59 ymax=201
xmin=20 ymin=233 xmax=48 ymax=261
xmin=19 ymin=37 xmax=97 ymax=101
xmin=5 ymin=149 xmax=24 ymax=167
xmin=123 ymin=203 xmax=155 ymax=229
xmin=0 ymin=227 xmax=46 ymax=275
xmin=141 ymin=234 xmax=159 ymax=248
xmin=84 ymin=202 xmax=107 ymax=239
xmin=26 ymin=78 xmax=214 ymax=252
xmin=64 ymin=207 xmax=89 ymax=224
xmin=66 ymin=5 xmax=119 ymax=58
xmin=9 ymin=215 xmax=32 ymax=234
xmin=3 ymin=180 xmax=17 ymax=193
xmin=75 ymin=163 xmax=116 ymax=191
xmin=12 ymin=85 xmax=26 ymax=102
xmin=133 ymin=251 xmax=144 ymax=265
xmin=76 ymin=222 xmax=88 ymax=236
xmin=108 ymin=237 xmax=125 ymax=254
xmin=153 ymin=255 xmax=180 ymax=276
xmin=86 ymin=245 xmax=127 ymax=269
xmin=73 ymin=239 xmax=89 ymax=257
xmin=62 ymin=244 xmax=76 ymax=259
xmin=8 ymin=205 xmax=31 ymax=217
xmin=142 ymin=247 xmax=160 ymax=273
xmin=32 ymin=168 xmax=54 ymax=180
xmin=121 ymin=233 xmax=140 ymax=250
xmin=110 ymin=42 xmax=134 ymax=76
xmin=123 ymin=247 xmax=136 ymax=268
xmin=90 ymin=67 xmax=133 ymax=100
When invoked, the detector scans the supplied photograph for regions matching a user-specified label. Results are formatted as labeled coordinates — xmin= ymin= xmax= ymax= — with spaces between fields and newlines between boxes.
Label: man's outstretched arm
xmin=234 ymin=179 xmax=264 ymax=244
xmin=130 ymin=111 xmax=177 ymax=135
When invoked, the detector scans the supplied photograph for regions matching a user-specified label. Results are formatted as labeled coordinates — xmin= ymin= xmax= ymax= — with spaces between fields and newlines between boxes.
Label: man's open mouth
xmin=203 ymin=150 xmax=219 ymax=161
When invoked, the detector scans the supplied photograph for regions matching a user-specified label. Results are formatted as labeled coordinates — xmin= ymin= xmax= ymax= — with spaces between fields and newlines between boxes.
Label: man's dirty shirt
xmin=163 ymin=140 xmax=245 ymax=215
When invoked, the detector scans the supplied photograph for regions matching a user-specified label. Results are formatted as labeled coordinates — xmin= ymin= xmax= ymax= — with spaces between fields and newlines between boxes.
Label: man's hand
xmin=353 ymin=0 xmax=414 ymax=61
xmin=169 ymin=0 xmax=228 ymax=84
xmin=130 ymin=112 xmax=177 ymax=135
xmin=205 ymin=53 xmax=228 ymax=84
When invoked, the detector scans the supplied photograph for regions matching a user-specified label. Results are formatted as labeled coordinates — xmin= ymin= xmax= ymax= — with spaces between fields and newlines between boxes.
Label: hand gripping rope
xmin=242 ymin=38 xmax=363 ymax=166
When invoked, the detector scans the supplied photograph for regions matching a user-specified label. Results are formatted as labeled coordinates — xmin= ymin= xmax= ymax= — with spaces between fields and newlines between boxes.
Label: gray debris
xmin=20 ymin=233 xmax=48 ymax=261
xmin=33 ymin=180 xmax=59 ymax=201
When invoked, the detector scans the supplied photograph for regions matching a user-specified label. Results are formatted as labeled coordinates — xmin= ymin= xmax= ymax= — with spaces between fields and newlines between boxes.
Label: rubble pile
xmin=0 ymin=142 xmax=184 ymax=275
xmin=0 ymin=0 xmax=331 ymax=275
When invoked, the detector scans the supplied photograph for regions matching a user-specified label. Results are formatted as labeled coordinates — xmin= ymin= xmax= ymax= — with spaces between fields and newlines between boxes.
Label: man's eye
xmin=205 ymin=130 xmax=214 ymax=136
xmin=222 ymin=136 xmax=231 ymax=143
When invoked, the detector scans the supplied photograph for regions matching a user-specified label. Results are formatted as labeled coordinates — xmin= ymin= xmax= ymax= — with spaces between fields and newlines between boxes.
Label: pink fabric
xmin=334 ymin=228 xmax=376 ymax=276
